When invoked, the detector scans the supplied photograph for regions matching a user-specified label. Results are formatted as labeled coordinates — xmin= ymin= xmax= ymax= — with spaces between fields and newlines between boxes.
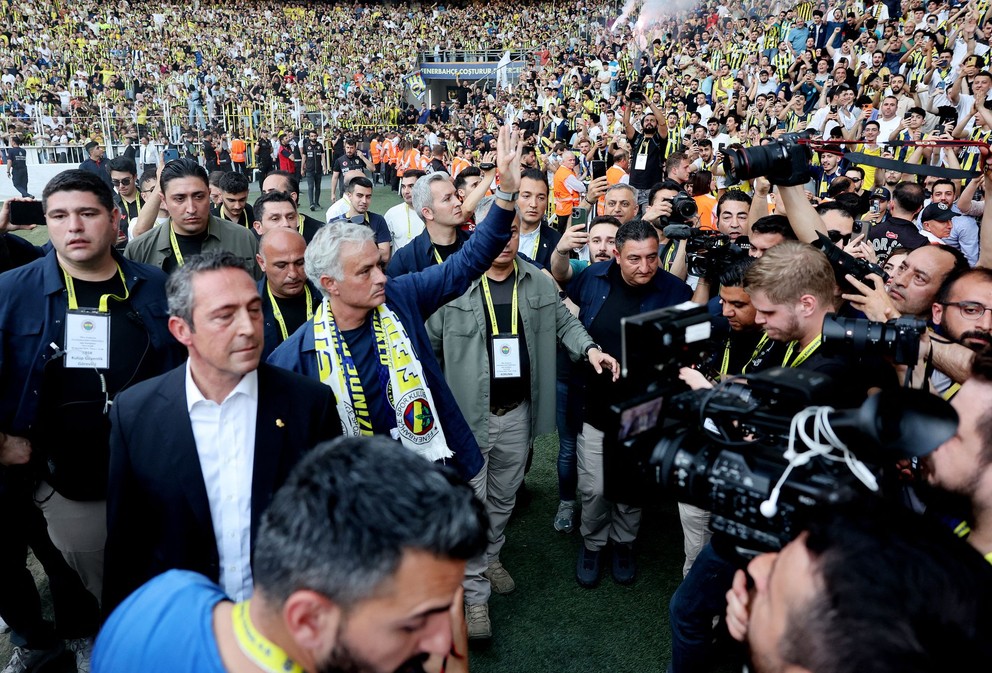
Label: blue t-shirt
xmin=93 ymin=570 xmax=228 ymax=673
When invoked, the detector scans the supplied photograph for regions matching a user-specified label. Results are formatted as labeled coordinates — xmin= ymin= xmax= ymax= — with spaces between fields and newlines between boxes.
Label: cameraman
xmin=745 ymin=242 xmax=896 ymax=401
xmin=725 ymin=501 xmax=992 ymax=673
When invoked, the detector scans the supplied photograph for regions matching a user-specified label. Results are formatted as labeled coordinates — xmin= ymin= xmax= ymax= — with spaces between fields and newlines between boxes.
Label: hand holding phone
xmin=591 ymin=160 xmax=607 ymax=180
xmin=7 ymin=200 xmax=45 ymax=228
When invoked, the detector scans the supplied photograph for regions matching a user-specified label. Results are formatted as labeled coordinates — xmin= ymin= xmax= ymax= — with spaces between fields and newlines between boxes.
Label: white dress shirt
xmin=185 ymin=364 xmax=259 ymax=601
xmin=384 ymin=203 xmax=425 ymax=251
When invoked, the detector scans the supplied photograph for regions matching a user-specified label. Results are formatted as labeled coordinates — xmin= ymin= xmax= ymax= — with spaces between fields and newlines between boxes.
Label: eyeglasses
xmin=942 ymin=301 xmax=992 ymax=320
xmin=140 ymin=187 xmax=155 ymax=194
xmin=848 ymin=177 xmax=863 ymax=183
xmin=111 ymin=178 xmax=132 ymax=187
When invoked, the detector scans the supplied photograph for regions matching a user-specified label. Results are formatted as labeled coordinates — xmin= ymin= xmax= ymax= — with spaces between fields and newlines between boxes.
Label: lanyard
xmin=231 ymin=601 xmax=303 ymax=673
xmin=781 ymin=335 xmax=822 ymax=368
xmin=480 ymin=262 xmax=519 ymax=335
xmin=432 ymin=245 xmax=444 ymax=265
xmin=169 ymin=224 xmax=189 ymax=267
xmin=942 ymin=382 xmax=961 ymax=401
xmin=721 ymin=333 xmax=769 ymax=378
xmin=530 ymin=231 xmax=541 ymax=259
xmin=62 ymin=264 xmax=129 ymax=313
xmin=221 ymin=205 xmax=248 ymax=228
xmin=406 ymin=205 xmax=412 ymax=238
xmin=267 ymin=282 xmax=313 ymax=341
xmin=296 ymin=213 xmax=306 ymax=235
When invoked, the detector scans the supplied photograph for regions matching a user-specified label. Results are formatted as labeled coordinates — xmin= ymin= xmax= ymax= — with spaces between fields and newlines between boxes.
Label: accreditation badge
xmin=64 ymin=310 xmax=110 ymax=369
xmin=492 ymin=335 xmax=522 ymax=379
xmin=634 ymin=152 xmax=648 ymax=171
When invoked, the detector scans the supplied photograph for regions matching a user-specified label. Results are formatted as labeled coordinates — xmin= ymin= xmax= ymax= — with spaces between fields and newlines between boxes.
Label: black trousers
xmin=0 ymin=481 xmax=99 ymax=646
xmin=257 ymin=165 xmax=272 ymax=190
xmin=11 ymin=169 xmax=30 ymax=197
xmin=307 ymin=171 xmax=323 ymax=207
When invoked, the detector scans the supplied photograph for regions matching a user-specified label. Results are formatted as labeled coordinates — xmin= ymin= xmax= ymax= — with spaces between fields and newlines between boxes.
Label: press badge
xmin=64 ymin=310 xmax=110 ymax=369
xmin=492 ymin=335 xmax=522 ymax=379
xmin=634 ymin=152 xmax=648 ymax=171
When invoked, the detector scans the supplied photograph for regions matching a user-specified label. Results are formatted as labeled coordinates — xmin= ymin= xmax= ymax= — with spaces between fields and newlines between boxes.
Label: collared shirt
xmin=384 ymin=203 xmax=426 ymax=251
xmin=185 ymin=364 xmax=259 ymax=602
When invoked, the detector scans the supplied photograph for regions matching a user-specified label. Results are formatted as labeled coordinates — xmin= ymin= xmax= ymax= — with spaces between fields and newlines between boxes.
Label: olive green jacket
xmin=426 ymin=258 xmax=595 ymax=447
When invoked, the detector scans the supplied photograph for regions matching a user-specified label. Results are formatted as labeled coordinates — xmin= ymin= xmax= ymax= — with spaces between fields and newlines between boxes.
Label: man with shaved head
xmin=257 ymin=229 xmax=315 ymax=360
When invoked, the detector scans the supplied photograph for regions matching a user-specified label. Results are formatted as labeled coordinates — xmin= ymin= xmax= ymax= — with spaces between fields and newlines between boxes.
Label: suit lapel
xmin=158 ymin=366 xmax=215 ymax=541
xmin=251 ymin=365 xmax=285 ymax=537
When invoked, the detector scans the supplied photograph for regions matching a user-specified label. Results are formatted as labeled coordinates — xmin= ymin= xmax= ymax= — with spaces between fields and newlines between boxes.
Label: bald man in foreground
xmin=257 ymin=229 xmax=317 ymax=361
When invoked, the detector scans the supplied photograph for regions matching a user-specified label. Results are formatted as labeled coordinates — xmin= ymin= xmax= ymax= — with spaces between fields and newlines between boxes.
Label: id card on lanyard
xmin=62 ymin=265 xmax=129 ymax=369
xmin=482 ymin=262 xmax=522 ymax=379
xmin=635 ymin=137 xmax=650 ymax=171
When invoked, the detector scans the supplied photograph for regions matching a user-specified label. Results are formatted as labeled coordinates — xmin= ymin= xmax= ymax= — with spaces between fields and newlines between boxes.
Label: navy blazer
xmin=386 ymin=226 xmax=472 ymax=278
xmin=103 ymin=362 xmax=341 ymax=613
xmin=0 ymin=249 xmax=180 ymax=439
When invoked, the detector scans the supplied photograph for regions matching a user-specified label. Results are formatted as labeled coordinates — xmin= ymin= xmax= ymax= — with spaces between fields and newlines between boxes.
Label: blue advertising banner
xmin=419 ymin=61 xmax=525 ymax=80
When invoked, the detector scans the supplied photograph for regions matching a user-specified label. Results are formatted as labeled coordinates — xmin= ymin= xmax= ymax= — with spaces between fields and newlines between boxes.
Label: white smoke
xmin=615 ymin=0 xmax=709 ymax=39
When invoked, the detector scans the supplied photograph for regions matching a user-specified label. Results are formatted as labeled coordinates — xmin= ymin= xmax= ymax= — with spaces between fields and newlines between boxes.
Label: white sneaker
xmin=66 ymin=637 xmax=93 ymax=673
xmin=2 ymin=644 xmax=64 ymax=673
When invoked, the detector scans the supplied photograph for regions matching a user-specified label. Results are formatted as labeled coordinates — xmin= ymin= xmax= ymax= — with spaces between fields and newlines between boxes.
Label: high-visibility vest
xmin=451 ymin=157 xmax=470 ymax=177
xmin=553 ymin=166 xmax=581 ymax=217
xmin=230 ymin=139 xmax=247 ymax=163
xmin=599 ymin=165 xmax=628 ymax=207
xmin=370 ymin=139 xmax=382 ymax=164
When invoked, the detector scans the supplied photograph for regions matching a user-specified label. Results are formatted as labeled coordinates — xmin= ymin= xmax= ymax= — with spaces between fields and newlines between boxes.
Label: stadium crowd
xmin=3 ymin=0 xmax=992 ymax=672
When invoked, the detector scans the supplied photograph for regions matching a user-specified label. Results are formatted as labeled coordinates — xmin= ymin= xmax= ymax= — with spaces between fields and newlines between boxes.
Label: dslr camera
xmin=812 ymin=231 xmax=888 ymax=291
xmin=722 ymin=131 xmax=814 ymax=186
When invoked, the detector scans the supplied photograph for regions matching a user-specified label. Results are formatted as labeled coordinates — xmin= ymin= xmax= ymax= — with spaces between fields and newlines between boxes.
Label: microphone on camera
xmin=662 ymin=224 xmax=693 ymax=240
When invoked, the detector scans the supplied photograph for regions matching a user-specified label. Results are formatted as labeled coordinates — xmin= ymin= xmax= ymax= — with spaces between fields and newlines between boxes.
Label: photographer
xmin=623 ymin=83 xmax=668 ymax=207
xmin=725 ymin=501 xmax=992 ymax=673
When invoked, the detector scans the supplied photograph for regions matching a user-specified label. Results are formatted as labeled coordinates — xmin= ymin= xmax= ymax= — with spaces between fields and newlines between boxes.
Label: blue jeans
xmin=556 ymin=378 xmax=578 ymax=501
xmin=667 ymin=541 xmax=741 ymax=673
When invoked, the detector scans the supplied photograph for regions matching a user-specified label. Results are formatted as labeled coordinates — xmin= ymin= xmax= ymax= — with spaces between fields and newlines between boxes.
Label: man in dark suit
xmin=103 ymin=251 xmax=340 ymax=613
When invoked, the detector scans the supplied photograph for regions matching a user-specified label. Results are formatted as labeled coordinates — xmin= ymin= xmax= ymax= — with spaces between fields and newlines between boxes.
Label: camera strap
xmin=843 ymin=152 xmax=980 ymax=180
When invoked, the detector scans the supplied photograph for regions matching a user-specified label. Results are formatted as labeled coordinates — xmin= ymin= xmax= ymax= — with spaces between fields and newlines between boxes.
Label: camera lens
xmin=722 ymin=143 xmax=786 ymax=182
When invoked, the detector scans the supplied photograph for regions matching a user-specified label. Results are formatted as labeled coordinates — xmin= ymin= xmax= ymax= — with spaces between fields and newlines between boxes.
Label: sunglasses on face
xmin=112 ymin=178 xmax=132 ymax=187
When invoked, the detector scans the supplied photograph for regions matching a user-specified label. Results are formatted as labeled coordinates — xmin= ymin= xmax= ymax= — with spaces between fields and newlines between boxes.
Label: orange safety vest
xmin=370 ymin=139 xmax=382 ymax=164
xmin=230 ymin=139 xmax=247 ymax=163
xmin=451 ymin=156 xmax=470 ymax=177
xmin=599 ymin=165 xmax=628 ymax=207
xmin=385 ymin=141 xmax=398 ymax=166
xmin=553 ymin=166 xmax=581 ymax=217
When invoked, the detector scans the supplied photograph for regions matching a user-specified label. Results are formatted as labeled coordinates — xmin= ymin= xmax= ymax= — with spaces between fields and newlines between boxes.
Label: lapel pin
xmin=276 ymin=419 xmax=285 ymax=428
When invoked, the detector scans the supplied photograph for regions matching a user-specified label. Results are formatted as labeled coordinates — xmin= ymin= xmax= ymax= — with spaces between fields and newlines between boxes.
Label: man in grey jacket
xmin=427 ymin=198 xmax=619 ymax=641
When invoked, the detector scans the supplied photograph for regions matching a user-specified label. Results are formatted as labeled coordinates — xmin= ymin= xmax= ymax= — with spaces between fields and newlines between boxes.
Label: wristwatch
xmin=494 ymin=187 xmax=518 ymax=201
xmin=584 ymin=343 xmax=602 ymax=359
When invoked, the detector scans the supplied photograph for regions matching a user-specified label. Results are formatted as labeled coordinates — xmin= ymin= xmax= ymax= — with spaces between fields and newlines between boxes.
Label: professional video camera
xmin=722 ymin=131 xmax=814 ymax=186
xmin=812 ymin=232 xmax=888 ymax=291
xmin=662 ymin=224 xmax=750 ymax=279
xmin=605 ymin=303 xmax=957 ymax=553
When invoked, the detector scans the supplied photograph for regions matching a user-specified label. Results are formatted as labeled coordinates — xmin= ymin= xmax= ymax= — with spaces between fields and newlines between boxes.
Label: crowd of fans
xmin=3 ymin=0 xmax=992 ymax=672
